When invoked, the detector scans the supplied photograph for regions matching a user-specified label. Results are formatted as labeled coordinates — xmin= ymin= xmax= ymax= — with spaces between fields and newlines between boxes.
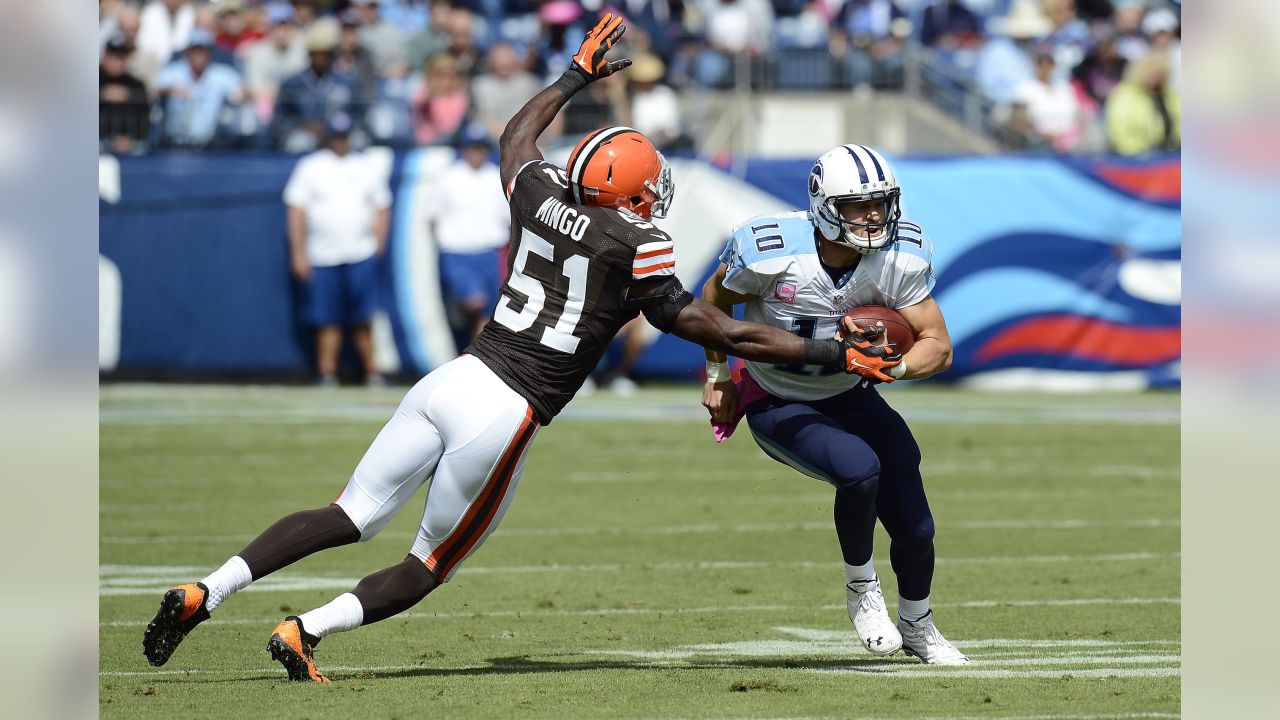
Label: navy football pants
xmin=745 ymin=384 xmax=936 ymax=601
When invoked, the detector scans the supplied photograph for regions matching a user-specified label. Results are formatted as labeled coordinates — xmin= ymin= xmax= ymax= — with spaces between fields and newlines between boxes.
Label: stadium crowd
xmin=100 ymin=0 xmax=1180 ymax=156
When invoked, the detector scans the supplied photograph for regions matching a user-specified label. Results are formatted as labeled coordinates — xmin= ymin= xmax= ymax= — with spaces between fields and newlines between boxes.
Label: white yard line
xmin=99 ymin=597 xmax=1180 ymax=628
xmin=99 ymin=551 xmax=1178 ymax=597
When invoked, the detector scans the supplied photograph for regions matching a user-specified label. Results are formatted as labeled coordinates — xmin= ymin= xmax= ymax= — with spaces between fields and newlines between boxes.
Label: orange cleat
xmin=267 ymin=616 xmax=330 ymax=684
xmin=142 ymin=582 xmax=211 ymax=666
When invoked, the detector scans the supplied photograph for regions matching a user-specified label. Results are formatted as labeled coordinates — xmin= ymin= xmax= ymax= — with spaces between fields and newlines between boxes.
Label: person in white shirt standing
xmin=284 ymin=113 xmax=391 ymax=386
xmin=424 ymin=124 xmax=511 ymax=344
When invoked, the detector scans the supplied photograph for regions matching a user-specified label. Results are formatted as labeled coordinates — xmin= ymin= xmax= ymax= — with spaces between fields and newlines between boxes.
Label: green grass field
xmin=100 ymin=383 xmax=1180 ymax=719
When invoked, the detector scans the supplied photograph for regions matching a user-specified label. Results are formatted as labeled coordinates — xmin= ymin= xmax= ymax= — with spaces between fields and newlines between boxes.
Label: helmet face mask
xmin=826 ymin=190 xmax=901 ymax=254
xmin=809 ymin=144 xmax=901 ymax=255
xmin=645 ymin=152 xmax=674 ymax=219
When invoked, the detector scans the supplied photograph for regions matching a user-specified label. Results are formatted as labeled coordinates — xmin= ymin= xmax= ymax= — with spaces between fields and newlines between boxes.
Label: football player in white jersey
xmin=700 ymin=144 xmax=969 ymax=664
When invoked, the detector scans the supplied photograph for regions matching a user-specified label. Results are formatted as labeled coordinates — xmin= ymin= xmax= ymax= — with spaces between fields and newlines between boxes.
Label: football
xmin=843 ymin=305 xmax=915 ymax=355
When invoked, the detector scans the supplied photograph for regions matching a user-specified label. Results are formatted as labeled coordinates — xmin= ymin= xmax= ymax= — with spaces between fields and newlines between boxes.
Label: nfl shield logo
xmin=775 ymin=281 xmax=797 ymax=303
xmin=833 ymin=293 xmax=844 ymax=304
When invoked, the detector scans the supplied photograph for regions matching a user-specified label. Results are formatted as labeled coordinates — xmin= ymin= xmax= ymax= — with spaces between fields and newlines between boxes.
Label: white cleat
xmin=846 ymin=578 xmax=903 ymax=656
xmin=899 ymin=610 xmax=970 ymax=665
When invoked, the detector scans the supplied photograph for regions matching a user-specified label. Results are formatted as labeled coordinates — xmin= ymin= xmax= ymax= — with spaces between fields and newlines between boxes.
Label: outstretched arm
xmin=671 ymin=298 xmax=838 ymax=365
xmin=499 ymin=13 xmax=632 ymax=188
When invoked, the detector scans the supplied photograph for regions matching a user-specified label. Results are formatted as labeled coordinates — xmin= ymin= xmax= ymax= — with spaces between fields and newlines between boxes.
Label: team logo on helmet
xmin=808 ymin=163 xmax=823 ymax=197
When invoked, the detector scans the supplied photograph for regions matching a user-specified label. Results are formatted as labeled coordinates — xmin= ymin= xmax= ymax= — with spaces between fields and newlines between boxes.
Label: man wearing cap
xmin=1142 ymin=6 xmax=1180 ymax=90
xmin=275 ymin=17 xmax=359 ymax=152
xmin=243 ymin=3 xmax=307 ymax=121
xmin=100 ymin=35 xmax=151 ymax=154
xmin=626 ymin=52 xmax=684 ymax=151
xmin=976 ymin=0 xmax=1051 ymax=104
xmin=154 ymin=28 xmax=245 ymax=147
xmin=423 ymin=124 xmax=510 ymax=344
xmin=283 ymin=114 xmax=392 ymax=386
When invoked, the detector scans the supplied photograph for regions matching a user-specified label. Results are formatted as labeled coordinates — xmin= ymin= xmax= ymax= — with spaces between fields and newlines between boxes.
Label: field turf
xmin=100 ymin=383 xmax=1180 ymax=719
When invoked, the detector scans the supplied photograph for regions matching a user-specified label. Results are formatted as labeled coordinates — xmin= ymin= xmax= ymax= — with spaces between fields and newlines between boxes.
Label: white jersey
xmin=720 ymin=211 xmax=936 ymax=401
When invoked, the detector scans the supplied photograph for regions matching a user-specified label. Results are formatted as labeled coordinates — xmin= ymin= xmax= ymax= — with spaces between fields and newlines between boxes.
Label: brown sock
xmin=352 ymin=555 xmax=441 ymax=625
xmin=238 ymin=504 xmax=360 ymax=579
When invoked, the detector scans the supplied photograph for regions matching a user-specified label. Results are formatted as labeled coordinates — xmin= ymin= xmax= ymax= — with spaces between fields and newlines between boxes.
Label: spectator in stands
xmin=697 ymin=0 xmax=774 ymax=87
xmin=1142 ymin=6 xmax=1179 ymax=90
xmin=412 ymin=53 xmax=470 ymax=145
xmin=833 ymin=0 xmax=909 ymax=88
xmin=976 ymin=0 xmax=1050 ymax=104
xmin=443 ymin=7 xmax=482 ymax=76
xmin=243 ymin=3 xmax=307 ymax=123
xmin=154 ymin=29 xmax=245 ymax=148
xmin=625 ymin=53 xmax=686 ymax=151
xmin=112 ymin=4 xmax=166 ymax=89
xmin=1105 ymin=53 xmax=1179 ymax=156
xmin=1112 ymin=0 xmax=1150 ymax=61
xmin=284 ymin=114 xmax=392 ymax=387
xmin=352 ymin=0 xmax=409 ymax=73
xmin=424 ymin=124 xmax=511 ymax=344
xmin=137 ymin=0 xmax=195 ymax=76
xmin=337 ymin=10 xmax=380 ymax=109
xmin=1070 ymin=27 xmax=1125 ymax=106
xmin=1042 ymin=0 xmax=1092 ymax=78
xmin=1012 ymin=51 xmax=1083 ymax=153
xmin=920 ymin=0 xmax=984 ymax=50
xmin=407 ymin=0 xmax=454 ymax=71
xmin=471 ymin=42 xmax=542 ymax=139
xmin=275 ymin=18 xmax=359 ymax=153
xmin=368 ymin=61 xmax=417 ymax=147
xmin=214 ymin=0 xmax=263 ymax=53
xmin=100 ymin=35 xmax=151 ymax=155
xmin=535 ymin=1 xmax=587 ymax=79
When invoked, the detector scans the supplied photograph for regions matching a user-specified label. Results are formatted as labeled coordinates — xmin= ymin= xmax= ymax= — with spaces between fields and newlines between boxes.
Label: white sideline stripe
xmin=97 ymin=517 xmax=1179 ymax=544
xmin=98 ymin=597 xmax=1180 ymax=627
xmin=99 ymin=552 xmax=1178 ymax=595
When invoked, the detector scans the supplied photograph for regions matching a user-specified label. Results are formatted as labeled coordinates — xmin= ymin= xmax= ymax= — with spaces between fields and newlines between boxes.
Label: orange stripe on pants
xmin=424 ymin=406 xmax=537 ymax=578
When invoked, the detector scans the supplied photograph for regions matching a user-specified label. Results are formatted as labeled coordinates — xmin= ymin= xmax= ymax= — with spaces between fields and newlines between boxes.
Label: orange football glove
xmin=838 ymin=325 xmax=903 ymax=383
xmin=570 ymin=13 xmax=632 ymax=81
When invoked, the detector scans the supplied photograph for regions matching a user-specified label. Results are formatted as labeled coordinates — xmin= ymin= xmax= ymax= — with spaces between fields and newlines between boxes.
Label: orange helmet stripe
xmin=567 ymin=126 xmax=637 ymax=203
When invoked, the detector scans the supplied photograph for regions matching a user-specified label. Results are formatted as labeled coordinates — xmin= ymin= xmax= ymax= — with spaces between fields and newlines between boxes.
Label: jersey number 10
xmin=494 ymin=228 xmax=590 ymax=353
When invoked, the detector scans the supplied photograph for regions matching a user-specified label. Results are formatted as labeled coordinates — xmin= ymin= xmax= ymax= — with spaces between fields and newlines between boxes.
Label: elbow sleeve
xmin=641 ymin=289 xmax=694 ymax=333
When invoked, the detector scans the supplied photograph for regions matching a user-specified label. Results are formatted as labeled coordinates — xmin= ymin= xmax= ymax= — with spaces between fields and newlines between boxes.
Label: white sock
xmin=843 ymin=560 xmax=877 ymax=586
xmin=298 ymin=593 xmax=365 ymax=639
xmin=200 ymin=556 xmax=253 ymax=612
xmin=899 ymin=595 xmax=930 ymax=622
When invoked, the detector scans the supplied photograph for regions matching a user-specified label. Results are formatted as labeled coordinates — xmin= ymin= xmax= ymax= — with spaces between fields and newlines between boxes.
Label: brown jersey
xmin=467 ymin=160 xmax=690 ymax=424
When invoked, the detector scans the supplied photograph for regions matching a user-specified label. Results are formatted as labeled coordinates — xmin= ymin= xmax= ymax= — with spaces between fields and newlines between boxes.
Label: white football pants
xmin=334 ymin=354 xmax=539 ymax=581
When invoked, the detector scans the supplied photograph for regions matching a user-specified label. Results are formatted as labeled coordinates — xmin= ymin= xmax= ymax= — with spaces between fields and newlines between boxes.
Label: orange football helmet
xmin=565 ymin=126 xmax=673 ymax=219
